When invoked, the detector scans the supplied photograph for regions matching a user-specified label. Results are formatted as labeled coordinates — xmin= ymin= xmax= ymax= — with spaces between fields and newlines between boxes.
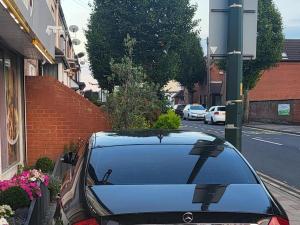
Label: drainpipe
xmin=56 ymin=0 xmax=60 ymax=47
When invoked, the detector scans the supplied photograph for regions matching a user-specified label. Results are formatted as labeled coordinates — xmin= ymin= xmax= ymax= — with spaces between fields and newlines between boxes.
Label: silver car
xmin=183 ymin=104 xmax=206 ymax=120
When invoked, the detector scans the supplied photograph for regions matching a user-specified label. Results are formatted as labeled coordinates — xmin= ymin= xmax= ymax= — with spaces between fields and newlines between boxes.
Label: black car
xmin=56 ymin=131 xmax=289 ymax=225
xmin=173 ymin=104 xmax=186 ymax=117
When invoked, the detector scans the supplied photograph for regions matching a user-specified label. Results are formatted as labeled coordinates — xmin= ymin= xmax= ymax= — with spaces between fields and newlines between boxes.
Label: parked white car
xmin=204 ymin=106 xmax=226 ymax=124
xmin=183 ymin=104 xmax=206 ymax=120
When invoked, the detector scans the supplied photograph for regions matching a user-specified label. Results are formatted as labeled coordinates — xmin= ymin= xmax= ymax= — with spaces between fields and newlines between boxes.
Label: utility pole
xmin=225 ymin=0 xmax=244 ymax=151
xmin=206 ymin=37 xmax=211 ymax=108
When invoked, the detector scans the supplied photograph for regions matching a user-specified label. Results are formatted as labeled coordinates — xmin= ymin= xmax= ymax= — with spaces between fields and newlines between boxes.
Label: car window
xmin=88 ymin=145 xmax=257 ymax=185
xmin=190 ymin=105 xmax=205 ymax=110
xmin=218 ymin=107 xmax=226 ymax=111
xmin=183 ymin=105 xmax=189 ymax=110
xmin=209 ymin=107 xmax=215 ymax=112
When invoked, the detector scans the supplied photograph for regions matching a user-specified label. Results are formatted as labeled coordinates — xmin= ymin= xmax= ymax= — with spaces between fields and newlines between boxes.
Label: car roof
xmin=91 ymin=130 xmax=226 ymax=148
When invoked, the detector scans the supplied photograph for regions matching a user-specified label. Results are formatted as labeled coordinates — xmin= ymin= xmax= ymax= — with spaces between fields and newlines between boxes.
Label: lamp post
xmin=225 ymin=0 xmax=244 ymax=151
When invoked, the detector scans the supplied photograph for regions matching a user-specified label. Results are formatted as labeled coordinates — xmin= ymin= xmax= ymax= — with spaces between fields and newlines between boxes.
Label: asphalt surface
xmin=181 ymin=120 xmax=300 ymax=189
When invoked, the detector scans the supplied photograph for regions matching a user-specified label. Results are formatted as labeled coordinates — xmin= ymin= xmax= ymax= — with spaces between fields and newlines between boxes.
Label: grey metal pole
xmin=225 ymin=0 xmax=244 ymax=151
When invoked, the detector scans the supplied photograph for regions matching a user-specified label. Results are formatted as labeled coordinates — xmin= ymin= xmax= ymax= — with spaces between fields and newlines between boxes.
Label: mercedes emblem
xmin=182 ymin=212 xmax=193 ymax=223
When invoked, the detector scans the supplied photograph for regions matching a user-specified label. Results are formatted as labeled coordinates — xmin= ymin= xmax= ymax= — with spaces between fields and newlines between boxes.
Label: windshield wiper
xmin=99 ymin=169 xmax=113 ymax=185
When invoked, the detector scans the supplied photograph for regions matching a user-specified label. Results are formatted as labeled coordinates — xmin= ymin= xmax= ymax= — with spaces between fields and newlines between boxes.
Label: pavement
xmin=264 ymin=179 xmax=300 ymax=225
xmin=245 ymin=122 xmax=300 ymax=135
xmin=181 ymin=120 xmax=300 ymax=224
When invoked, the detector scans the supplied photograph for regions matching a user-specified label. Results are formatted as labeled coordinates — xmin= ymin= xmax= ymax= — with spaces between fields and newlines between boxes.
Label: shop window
xmin=0 ymin=50 xmax=23 ymax=171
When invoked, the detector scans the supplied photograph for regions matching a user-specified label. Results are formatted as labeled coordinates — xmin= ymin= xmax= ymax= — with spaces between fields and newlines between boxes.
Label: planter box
xmin=8 ymin=183 xmax=50 ymax=225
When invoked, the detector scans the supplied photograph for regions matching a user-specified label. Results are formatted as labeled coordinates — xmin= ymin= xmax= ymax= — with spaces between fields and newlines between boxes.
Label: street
xmin=181 ymin=120 xmax=300 ymax=189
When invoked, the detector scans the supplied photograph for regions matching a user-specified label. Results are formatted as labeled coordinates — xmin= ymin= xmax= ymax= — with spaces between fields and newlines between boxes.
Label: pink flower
xmin=0 ymin=169 xmax=49 ymax=200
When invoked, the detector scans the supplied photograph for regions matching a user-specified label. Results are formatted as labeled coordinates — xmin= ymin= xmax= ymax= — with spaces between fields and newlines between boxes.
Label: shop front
xmin=0 ymin=0 xmax=55 ymax=178
xmin=0 ymin=45 xmax=25 ymax=179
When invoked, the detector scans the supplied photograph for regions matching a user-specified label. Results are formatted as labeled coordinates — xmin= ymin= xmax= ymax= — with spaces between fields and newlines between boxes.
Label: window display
xmin=0 ymin=48 xmax=23 ymax=172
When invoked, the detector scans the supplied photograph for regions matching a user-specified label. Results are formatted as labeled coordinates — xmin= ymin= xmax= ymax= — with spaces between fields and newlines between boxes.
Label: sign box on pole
xmin=209 ymin=0 xmax=258 ymax=59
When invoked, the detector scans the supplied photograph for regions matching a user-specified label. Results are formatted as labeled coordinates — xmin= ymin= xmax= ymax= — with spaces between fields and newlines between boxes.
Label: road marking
xmin=252 ymin=137 xmax=283 ymax=146
xmin=246 ymin=126 xmax=300 ymax=137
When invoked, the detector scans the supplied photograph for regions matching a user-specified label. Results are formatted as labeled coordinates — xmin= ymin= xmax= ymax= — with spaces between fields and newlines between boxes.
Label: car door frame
xmin=206 ymin=106 xmax=215 ymax=121
xmin=183 ymin=105 xmax=189 ymax=119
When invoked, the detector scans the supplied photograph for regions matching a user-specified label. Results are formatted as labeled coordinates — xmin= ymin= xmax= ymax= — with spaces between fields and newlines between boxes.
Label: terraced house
xmin=0 ymin=0 xmax=107 ymax=179
xmin=0 ymin=0 xmax=56 ymax=179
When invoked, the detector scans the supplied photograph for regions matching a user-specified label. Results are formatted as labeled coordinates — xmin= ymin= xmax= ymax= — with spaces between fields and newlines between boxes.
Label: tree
xmin=105 ymin=35 xmax=165 ymax=130
xmin=217 ymin=0 xmax=284 ymax=122
xmin=86 ymin=0 xmax=198 ymax=91
xmin=84 ymin=90 xmax=100 ymax=106
xmin=176 ymin=32 xmax=207 ymax=103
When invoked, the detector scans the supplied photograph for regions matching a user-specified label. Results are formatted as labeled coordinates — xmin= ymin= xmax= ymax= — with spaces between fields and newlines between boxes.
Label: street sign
xmin=278 ymin=104 xmax=290 ymax=116
xmin=209 ymin=0 xmax=258 ymax=59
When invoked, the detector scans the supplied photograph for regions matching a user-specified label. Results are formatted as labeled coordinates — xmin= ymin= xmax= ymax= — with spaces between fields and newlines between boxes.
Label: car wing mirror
xmin=61 ymin=151 xmax=77 ymax=165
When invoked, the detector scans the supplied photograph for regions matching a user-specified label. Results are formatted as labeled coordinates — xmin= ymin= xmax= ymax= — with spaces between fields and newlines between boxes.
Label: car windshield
xmin=218 ymin=107 xmax=226 ymax=111
xmin=88 ymin=145 xmax=257 ymax=185
xmin=190 ymin=105 xmax=205 ymax=110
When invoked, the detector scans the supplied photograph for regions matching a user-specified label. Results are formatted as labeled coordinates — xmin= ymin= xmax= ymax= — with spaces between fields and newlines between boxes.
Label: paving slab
xmin=266 ymin=184 xmax=300 ymax=225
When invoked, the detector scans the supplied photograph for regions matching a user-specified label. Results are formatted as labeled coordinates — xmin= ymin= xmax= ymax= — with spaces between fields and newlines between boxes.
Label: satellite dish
xmin=77 ymin=52 xmax=85 ymax=58
xmin=72 ymin=38 xmax=81 ymax=45
xmin=69 ymin=25 xmax=79 ymax=33
xmin=80 ymin=61 xmax=86 ymax=65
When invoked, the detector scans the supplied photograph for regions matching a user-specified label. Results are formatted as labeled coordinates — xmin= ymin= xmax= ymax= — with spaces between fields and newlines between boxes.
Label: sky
xmin=61 ymin=0 xmax=300 ymax=91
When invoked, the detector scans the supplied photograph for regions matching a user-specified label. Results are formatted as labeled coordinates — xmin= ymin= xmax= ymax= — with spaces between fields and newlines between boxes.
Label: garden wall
xmin=25 ymin=76 xmax=110 ymax=165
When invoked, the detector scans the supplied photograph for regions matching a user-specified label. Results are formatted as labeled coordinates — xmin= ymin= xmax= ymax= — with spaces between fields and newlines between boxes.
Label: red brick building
xmin=183 ymin=64 xmax=226 ymax=108
xmin=249 ymin=39 xmax=300 ymax=124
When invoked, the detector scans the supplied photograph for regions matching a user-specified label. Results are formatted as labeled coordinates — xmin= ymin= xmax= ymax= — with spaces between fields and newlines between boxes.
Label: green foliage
xmin=64 ymin=141 xmax=78 ymax=154
xmin=84 ymin=90 xmax=100 ymax=106
xmin=0 ymin=187 xmax=30 ymax=210
xmin=105 ymin=35 xmax=165 ymax=130
xmin=154 ymin=110 xmax=181 ymax=130
xmin=35 ymin=157 xmax=54 ymax=173
xmin=243 ymin=0 xmax=284 ymax=90
xmin=86 ymin=0 xmax=200 ymax=90
xmin=130 ymin=115 xmax=151 ymax=129
xmin=48 ymin=176 xmax=62 ymax=201
xmin=176 ymin=32 xmax=207 ymax=93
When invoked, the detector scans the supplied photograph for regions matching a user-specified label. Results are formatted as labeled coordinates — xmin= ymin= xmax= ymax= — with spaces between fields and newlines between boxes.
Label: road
xmin=181 ymin=120 xmax=300 ymax=189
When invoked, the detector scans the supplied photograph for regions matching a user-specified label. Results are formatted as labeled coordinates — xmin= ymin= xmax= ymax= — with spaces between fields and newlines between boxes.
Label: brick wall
xmin=249 ymin=100 xmax=300 ymax=124
xmin=249 ymin=62 xmax=300 ymax=101
xmin=25 ymin=76 xmax=110 ymax=165
xmin=248 ymin=61 xmax=300 ymax=124
xmin=183 ymin=64 xmax=225 ymax=106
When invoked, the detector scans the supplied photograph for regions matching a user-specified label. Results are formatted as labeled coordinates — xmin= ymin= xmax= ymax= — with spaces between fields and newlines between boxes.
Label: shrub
xmin=64 ymin=141 xmax=78 ymax=154
xmin=35 ymin=157 xmax=54 ymax=173
xmin=0 ymin=187 xmax=30 ymax=210
xmin=129 ymin=115 xmax=151 ymax=129
xmin=48 ymin=176 xmax=62 ymax=201
xmin=105 ymin=35 xmax=165 ymax=130
xmin=154 ymin=110 xmax=181 ymax=129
